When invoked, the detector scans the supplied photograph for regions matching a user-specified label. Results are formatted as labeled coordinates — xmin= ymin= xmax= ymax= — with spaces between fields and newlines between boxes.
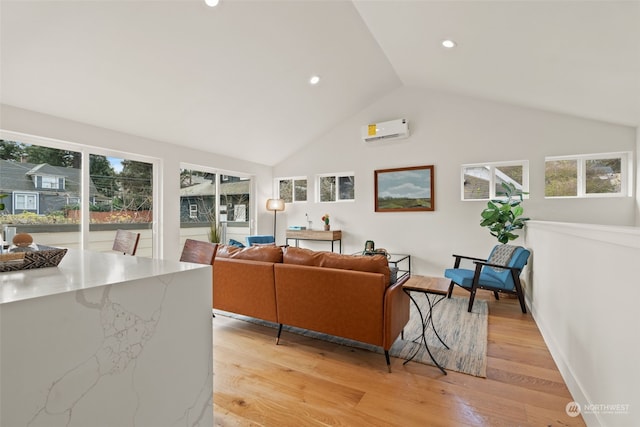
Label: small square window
xmin=462 ymin=161 xmax=528 ymax=201
xmin=317 ymin=173 xmax=355 ymax=203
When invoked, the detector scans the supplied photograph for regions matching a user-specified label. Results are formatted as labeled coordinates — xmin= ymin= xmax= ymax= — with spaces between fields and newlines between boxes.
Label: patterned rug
xmin=393 ymin=294 xmax=488 ymax=377
xmin=215 ymin=295 xmax=488 ymax=377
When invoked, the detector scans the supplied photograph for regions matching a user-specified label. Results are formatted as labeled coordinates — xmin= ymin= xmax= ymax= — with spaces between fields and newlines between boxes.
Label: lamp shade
xmin=266 ymin=198 xmax=285 ymax=212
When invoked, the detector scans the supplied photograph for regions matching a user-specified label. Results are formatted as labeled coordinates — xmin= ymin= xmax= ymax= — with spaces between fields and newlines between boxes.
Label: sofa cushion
xmin=283 ymin=246 xmax=390 ymax=285
xmin=216 ymin=244 xmax=283 ymax=263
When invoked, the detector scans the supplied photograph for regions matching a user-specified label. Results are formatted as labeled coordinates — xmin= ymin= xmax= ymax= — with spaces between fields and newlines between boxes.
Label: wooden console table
xmin=286 ymin=229 xmax=342 ymax=253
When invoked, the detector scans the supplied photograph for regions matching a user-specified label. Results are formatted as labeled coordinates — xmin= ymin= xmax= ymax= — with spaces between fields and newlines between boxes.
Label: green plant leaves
xmin=479 ymin=182 xmax=529 ymax=243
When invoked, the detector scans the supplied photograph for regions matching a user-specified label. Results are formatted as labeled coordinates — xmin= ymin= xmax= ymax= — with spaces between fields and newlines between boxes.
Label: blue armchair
xmin=245 ymin=235 xmax=275 ymax=246
xmin=444 ymin=245 xmax=530 ymax=313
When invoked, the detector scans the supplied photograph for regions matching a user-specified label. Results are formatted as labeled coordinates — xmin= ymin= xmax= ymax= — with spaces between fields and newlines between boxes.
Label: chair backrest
xmin=180 ymin=239 xmax=218 ymax=265
xmin=482 ymin=245 xmax=530 ymax=290
xmin=112 ymin=229 xmax=141 ymax=256
xmin=245 ymin=235 xmax=275 ymax=246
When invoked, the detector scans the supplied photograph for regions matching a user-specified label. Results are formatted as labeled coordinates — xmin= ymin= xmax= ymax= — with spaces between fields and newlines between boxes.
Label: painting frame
xmin=374 ymin=165 xmax=435 ymax=212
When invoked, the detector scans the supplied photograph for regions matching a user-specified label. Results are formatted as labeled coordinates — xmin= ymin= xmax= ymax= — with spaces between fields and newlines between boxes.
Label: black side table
xmin=402 ymin=275 xmax=450 ymax=375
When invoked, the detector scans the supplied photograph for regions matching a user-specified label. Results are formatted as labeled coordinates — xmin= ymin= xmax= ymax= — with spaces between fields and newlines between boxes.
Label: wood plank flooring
xmin=212 ymin=288 xmax=585 ymax=426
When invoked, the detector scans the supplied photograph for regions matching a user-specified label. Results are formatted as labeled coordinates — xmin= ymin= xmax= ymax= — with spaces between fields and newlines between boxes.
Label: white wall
xmin=525 ymin=221 xmax=639 ymax=426
xmin=274 ymin=86 xmax=637 ymax=276
xmin=0 ymin=104 xmax=274 ymax=261
xmin=636 ymin=127 xmax=640 ymax=226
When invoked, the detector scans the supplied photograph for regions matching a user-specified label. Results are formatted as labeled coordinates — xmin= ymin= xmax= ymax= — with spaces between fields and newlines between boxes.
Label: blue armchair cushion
xmin=444 ymin=268 xmax=512 ymax=290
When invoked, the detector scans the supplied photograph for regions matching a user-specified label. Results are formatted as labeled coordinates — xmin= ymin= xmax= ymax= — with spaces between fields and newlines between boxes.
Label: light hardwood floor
xmin=212 ymin=287 xmax=585 ymax=426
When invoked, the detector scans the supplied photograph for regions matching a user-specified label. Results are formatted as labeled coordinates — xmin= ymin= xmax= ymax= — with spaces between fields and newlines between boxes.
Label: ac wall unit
xmin=361 ymin=118 xmax=409 ymax=142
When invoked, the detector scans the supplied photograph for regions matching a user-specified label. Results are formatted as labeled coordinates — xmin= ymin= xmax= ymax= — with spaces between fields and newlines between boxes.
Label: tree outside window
xmin=318 ymin=173 xmax=355 ymax=203
xmin=545 ymin=153 xmax=628 ymax=198
xmin=277 ymin=177 xmax=307 ymax=203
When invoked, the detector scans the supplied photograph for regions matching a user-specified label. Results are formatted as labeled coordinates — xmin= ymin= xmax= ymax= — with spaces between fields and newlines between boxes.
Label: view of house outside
xmin=463 ymin=164 xmax=524 ymax=200
xmin=0 ymin=139 xmax=153 ymax=255
xmin=179 ymin=168 xmax=251 ymax=245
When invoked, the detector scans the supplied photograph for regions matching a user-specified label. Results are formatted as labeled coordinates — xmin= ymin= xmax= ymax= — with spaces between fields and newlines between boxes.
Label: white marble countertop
xmin=0 ymin=249 xmax=209 ymax=305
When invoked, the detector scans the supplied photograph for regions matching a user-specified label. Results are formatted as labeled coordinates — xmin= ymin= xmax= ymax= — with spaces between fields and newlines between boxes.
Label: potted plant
xmin=208 ymin=220 xmax=221 ymax=243
xmin=480 ymin=182 xmax=529 ymax=244
xmin=321 ymin=214 xmax=330 ymax=231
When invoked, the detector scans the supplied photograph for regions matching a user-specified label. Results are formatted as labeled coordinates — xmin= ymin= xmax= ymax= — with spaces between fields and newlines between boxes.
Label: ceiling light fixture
xmin=309 ymin=75 xmax=321 ymax=85
xmin=204 ymin=0 xmax=220 ymax=7
xmin=442 ymin=39 xmax=457 ymax=49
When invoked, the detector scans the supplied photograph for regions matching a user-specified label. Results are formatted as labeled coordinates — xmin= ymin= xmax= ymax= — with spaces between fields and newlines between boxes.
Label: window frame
xmin=316 ymin=172 xmax=355 ymax=203
xmin=275 ymin=176 xmax=308 ymax=203
xmin=544 ymin=152 xmax=632 ymax=199
xmin=13 ymin=192 xmax=39 ymax=212
xmin=1 ymin=129 xmax=160 ymax=256
xmin=461 ymin=160 xmax=529 ymax=201
xmin=38 ymin=175 xmax=64 ymax=190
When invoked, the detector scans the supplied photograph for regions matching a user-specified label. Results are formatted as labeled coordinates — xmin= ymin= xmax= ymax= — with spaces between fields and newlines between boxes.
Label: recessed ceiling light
xmin=442 ymin=39 xmax=457 ymax=49
xmin=204 ymin=0 xmax=219 ymax=7
xmin=309 ymin=75 xmax=321 ymax=85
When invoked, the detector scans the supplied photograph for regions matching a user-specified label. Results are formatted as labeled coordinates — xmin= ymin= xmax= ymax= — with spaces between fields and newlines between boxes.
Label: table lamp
xmin=266 ymin=198 xmax=285 ymax=239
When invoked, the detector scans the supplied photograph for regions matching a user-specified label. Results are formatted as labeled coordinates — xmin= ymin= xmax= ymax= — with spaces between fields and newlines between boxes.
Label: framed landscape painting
xmin=374 ymin=165 xmax=434 ymax=212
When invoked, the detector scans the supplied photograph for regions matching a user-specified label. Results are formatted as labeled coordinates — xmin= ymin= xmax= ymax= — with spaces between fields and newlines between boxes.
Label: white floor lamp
xmin=266 ymin=198 xmax=285 ymax=242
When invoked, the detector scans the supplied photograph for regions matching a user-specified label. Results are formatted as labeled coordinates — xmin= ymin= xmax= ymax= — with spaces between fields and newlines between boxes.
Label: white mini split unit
xmin=361 ymin=118 xmax=410 ymax=142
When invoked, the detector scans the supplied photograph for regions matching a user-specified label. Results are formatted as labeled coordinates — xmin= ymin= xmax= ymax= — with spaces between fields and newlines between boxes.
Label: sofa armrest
xmin=213 ymin=258 xmax=278 ymax=323
xmin=383 ymin=275 xmax=410 ymax=350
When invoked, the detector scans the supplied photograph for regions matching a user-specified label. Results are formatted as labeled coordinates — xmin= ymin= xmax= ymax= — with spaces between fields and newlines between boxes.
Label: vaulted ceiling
xmin=2 ymin=0 xmax=639 ymax=166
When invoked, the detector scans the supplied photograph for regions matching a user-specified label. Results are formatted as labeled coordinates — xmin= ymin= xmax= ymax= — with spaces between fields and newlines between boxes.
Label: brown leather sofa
xmin=213 ymin=245 xmax=410 ymax=372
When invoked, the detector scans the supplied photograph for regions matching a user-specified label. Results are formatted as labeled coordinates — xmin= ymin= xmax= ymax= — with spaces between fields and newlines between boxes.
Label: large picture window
xmin=462 ymin=161 xmax=529 ymax=201
xmin=545 ymin=152 xmax=630 ymax=198
xmin=1 ymin=134 xmax=157 ymax=257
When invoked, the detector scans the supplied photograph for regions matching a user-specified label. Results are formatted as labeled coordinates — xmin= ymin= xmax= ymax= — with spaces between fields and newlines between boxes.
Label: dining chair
xmin=180 ymin=239 xmax=218 ymax=265
xmin=112 ymin=229 xmax=141 ymax=256
xmin=180 ymin=239 xmax=218 ymax=318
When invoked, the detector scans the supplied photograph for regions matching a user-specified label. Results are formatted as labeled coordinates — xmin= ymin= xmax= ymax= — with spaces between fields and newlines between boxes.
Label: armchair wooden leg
xmin=513 ymin=278 xmax=527 ymax=314
xmin=469 ymin=264 xmax=482 ymax=313
xmin=385 ymin=350 xmax=392 ymax=373
xmin=467 ymin=290 xmax=477 ymax=312
xmin=447 ymin=281 xmax=455 ymax=298
xmin=276 ymin=323 xmax=283 ymax=344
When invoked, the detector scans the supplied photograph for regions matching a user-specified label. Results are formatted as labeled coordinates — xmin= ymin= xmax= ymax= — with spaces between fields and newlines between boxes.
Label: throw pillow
xmin=228 ymin=239 xmax=245 ymax=248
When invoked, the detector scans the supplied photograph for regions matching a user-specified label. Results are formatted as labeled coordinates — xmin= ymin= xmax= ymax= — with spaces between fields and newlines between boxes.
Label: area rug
xmin=215 ymin=295 xmax=488 ymax=377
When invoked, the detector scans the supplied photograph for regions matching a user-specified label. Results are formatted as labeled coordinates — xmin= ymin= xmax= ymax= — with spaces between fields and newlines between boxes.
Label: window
xmin=462 ymin=161 xmax=529 ymax=200
xmin=545 ymin=152 xmax=630 ymax=198
xmin=1 ymin=135 xmax=157 ymax=257
xmin=38 ymin=176 xmax=64 ymax=189
xmin=189 ymin=204 xmax=198 ymax=219
xmin=179 ymin=168 xmax=216 ymax=223
xmin=14 ymin=193 xmax=38 ymax=211
xmin=318 ymin=173 xmax=355 ymax=202
xmin=180 ymin=165 xmax=252 ymax=245
xmin=277 ymin=177 xmax=307 ymax=203
xmin=87 ymin=155 xmax=154 ymax=257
